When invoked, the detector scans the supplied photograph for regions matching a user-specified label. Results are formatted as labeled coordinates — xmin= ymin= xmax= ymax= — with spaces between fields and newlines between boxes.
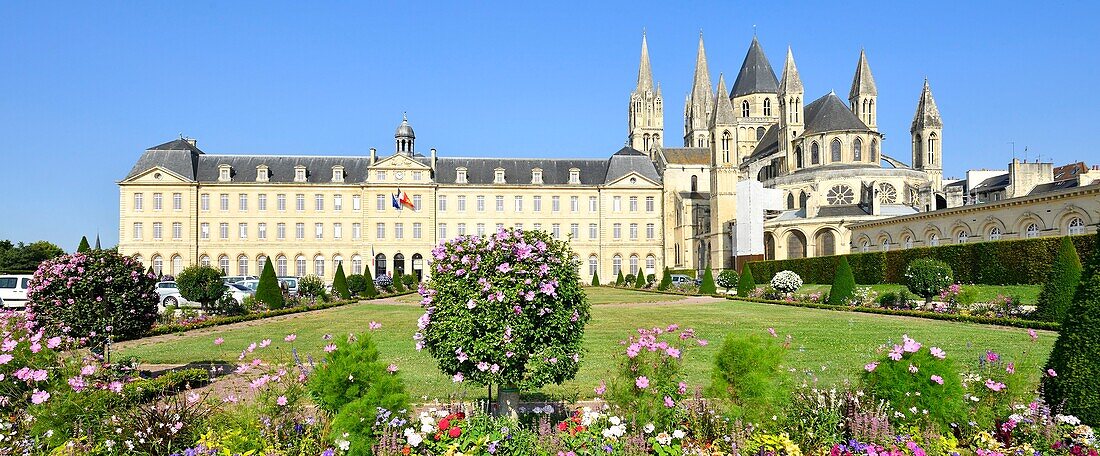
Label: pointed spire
xmin=911 ymin=78 xmax=943 ymax=130
xmin=731 ymin=36 xmax=779 ymax=97
xmin=635 ymin=32 xmax=654 ymax=93
xmin=778 ymin=46 xmax=803 ymax=95
xmin=688 ymin=33 xmax=713 ymax=106
xmin=94 ymin=234 xmax=101 ymax=250
xmin=849 ymin=49 xmax=877 ymax=99
xmin=711 ymin=73 xmax=736 ymax=126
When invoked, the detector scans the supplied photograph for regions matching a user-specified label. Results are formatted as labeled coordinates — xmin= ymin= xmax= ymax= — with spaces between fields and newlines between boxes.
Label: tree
xmin=1034 ymin=237 xmax=1083 ymax=323
xmin=737 ymin=264 xmax=757 ymax=297
xmin=591 ymin=271 xmax=600 ymax=286
xmin=0 ymin=240 xmax=65 ymax=272
xmin=905 ymin=258 xmax=953 ymax=303
xmin=658 ymin=268 xmax=672 ymax=291
xmin=716 ymin=269 xmax=739 ymax=293
xmin=828 ymin=256 xmax=857 ymax=305
xmin=1043 ymin=230 xmax=1100 ymax=424
xmin=255 ymin=258 xmax=285 ymax=309
xmin=333 ymin=262 xmax=351 ymax=300
xmin=77 ymin=236 xmax=91 ymax=253
xmin=616 ymin=270 xmax=625 ymax=286
xmin=699 ymin=265 xmax=717 ymax=295
xmin=362 ymin=265 xmax=379 ymax=298
xmin=633 ymin=269 xmax=646 ymax=288
xmin=391 ymin=273 xmax=406 ymax=293
xmin=176 ymin=265 xmax=227 ymax=310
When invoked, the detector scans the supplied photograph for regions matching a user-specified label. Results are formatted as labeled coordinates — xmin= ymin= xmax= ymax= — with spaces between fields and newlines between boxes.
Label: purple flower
xmin=497 ymin=263 xmax=512 ymax=273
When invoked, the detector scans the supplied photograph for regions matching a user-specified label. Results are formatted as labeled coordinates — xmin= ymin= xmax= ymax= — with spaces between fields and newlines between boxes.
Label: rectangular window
xmin=375 ymin=170 xmax=386 ymax=181
xmin=476 ymin=195 xmax=485 ymax=212
xmin=533 ymin=196 xmax=542 ymax=212
xmin=133 ymin=222 xmax=143 ymax=240
xmin=352 ymin=223 xmax=361 ymax=239
xmin=413 ymin=195 xmax=422 ymax=211
xmin=172 ymin=222 xmax=182 ymax=240
xmin=438 ymin=195 xmax=447 ymax=211
xmin=295 ymin=194 xmax=305 ymax=211
xmin=200 ymin=193 xmax=209 ymax=211
xmin=515 ymin=223 xmax=523 ymax=230
xmin=552 ymin=196 xmax=561 ymax=212
xmin=476 ymin=223 xmax=485 ymax=236
xmin=376 ymin=223 xmax=385 ymax=239
xmin=172 ymin=193 xmax=182 ymax=211
xmin=589 ymin=223 xmax=597 ymax=240
xmin=234 ymin=193 xmax=245 ymax=211
xmin=152 ymin=222 xmax=162 ymax=240
xmin=220 ymin=194 xmax=229 ymax=211
xmin=413 ymin=222 xmax=422 ymax=239
xmin=496 ymin=223 xmax=504 ymax=232
xmin=457 ymin=223 xmax=466 ymax=236
xmin=314 ymin=223 xmax=323 ymax=239
xmin=570 ymin=196 xmax=579 ymax=212
xmin=200 ymin=223 xmax=209 ymax=240
xmin=395 ymin=223 xmax=404 ymax=239
xmin=629 ymin=223 xmax=638 ymax=240
xmin=315 ymin=194 xmax=324 ymax=211
xmin=646 ymin=223 xmax=655 ymax=239
xmin=333 ymin=223 xmax=342 ymax=239
xmin=377 ymin=194 xmax=387 ymax=211
xmin=239 ymin=223 xmax=248 ymax=239
xmin=589 ymin=196 xmax=597 ymax=212
xmin=551 ymin=223 xmax=561 ymax=239
xmin=333 ymin=195 xmax=342 ymax=211
xmin=413 ymin=171 xmax=423 ymax=181
xmin=134 ymin=193 xmax=144 ymax=211
xmin=258 ymin=194 xmax=267 ymax=211
xmin=533 ymin=223 xmax=542 ymax=231
xmin=613 ymin=223 xmax=622 ymax=239
xmin=352 ymin=195 xmax=361 ymax=211
xmin=438 ymin=223 xmax=447 ymax=239
xmin=153 ymin=193 xmax=163 ymax=211
xmin=495 ymin=195 xmax=504 ymax=212
xmin=277 ymin=194 xmax=286 ymax=211
xmin=514 ymin=196 xmax=523 ymax=212
xmin=295 ymin=223 xmax=305 ymax=240
xmin=570 ymin=223 xmax=579 ymax=239
xmin=258 ymin=223 xmax=267 ymax=240
xmin=645 ymin=196 xmax=655 ymax=212
xmin=220 ymin=223 xmax=229 ymax=239
xmin=276 ymin=223 xmax=286 ymax=240
xmin=613 ymin=196 xmax=621 ymax=212
xmin=629 ymin=196 xmax=638 ymax=212
xmin=457 ymin=195 xmax=466 ymax=211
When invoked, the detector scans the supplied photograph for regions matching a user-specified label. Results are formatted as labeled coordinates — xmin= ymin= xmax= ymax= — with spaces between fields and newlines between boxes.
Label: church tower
xmin=730 ymin=37 xmax=780 ymax=159
xmin=708 ymin=73 xmax=738 ymax=270
xmin=395 ymin=114 xmax=415 ymax=155
xmin=849 ymin=49 xmax=878 ymax=130
xmin=683 ymin=33 xmax=713 ymax=148
xmin=628 ymin=32 xmax=664 ymax=156
xmin=778 ymin=47 xmax=804 ymax=168
xmin=911 ymin=79 xmax=944 ymax=190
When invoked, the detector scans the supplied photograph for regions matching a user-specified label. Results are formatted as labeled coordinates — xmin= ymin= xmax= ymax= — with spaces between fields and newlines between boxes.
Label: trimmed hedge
xmin=747 ymin=234 xmax=1095 ymax=286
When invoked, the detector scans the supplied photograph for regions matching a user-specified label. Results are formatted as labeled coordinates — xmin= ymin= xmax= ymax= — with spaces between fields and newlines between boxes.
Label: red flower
xmin=448 ymin=427 xmax=462 ymax=438
xmin=438 ymin=418 xmax=451 ymax=431
xmin=557 ymin=421 xmax=569 ymax=432
xmin=571 ymin=425 xmax=585 ymax=435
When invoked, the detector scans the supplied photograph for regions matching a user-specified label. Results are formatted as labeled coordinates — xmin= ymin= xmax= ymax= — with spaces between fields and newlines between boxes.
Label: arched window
xmin=741 ymin=100 xmax=750 ymax=117
xmin=927 ymin=132 xmax=937 ymax=165
xmin=629 ymin=254 xmax=639 ymax=275
xmin=914 ymin=134 xmax=923 ymax=166
xmin=830 ymin=138 xmax=842 ymax=162
xmin=853 ymin=138 xmax=863 ymax=161
xmin=588 ymin=255 xmax=598 ymax=276
xmin=989 ymin=227 xmax=1002 ymax=241
xmin=690 ymin=175 xmax=698 ymax=193
xmin=756 ymin=126 xmax=765 ymax=140
xmin=314 ymin=255 xmax=324 ymax=276
xmin=1026 ymin=223 xmax=1040 ymax=238
xmin=674 ymin=244 xmax=680 ymax=265
xmin=799 ymin=191 xmax=808 ymax=208
xmin=763 ymin=98 xmax=772 ymax=116
xmin=957 ymin=231 xmax=969 ymax=244
xmin=860 ymin=240 xmax=870 ymax=253
xmin=787 ymin=231 xmax=807 ymax=259
xmin=794 ymin=146 xmax=803 ymax=168
xmin=811 ymin=142 xmax=820 ymax=164
xmin=903 ymin=236 xmax=913 ymax=249
xmin=764 ymin=232 xmax=775 ymax=260
xmin=219 ymin=255 xmax=230 ymax=274
xmin=871 ymin=139 xmax=879 ymax=163
xmin=150 ymin=255 xmax=163 ymax=276
xmin=929 ymin=234 xmax=940 ymax=247
xmin=351 ymin=255 xmax=362 ymax=275
xmin=787 ymin=193 xmax=795 ymax=209
xmin=171 ymin=255 xmax=183 ymax=275
xmin=814 ymin=230 xmax=836 ymax=257
xmin=646 ymin=255 xmax=656 ymax=274
xmin=412 ymin=253 xmax=424 ymax=281
xmin=277 ymin=255 xmax=288 ymax=276
xmin=238 ymin=255 xmax=249 ymax=276
xmin=1068 ymin=217 xmax=1085 ymax=235
xmin=333 ymin=255 xmax=343 ymax=275
xmin=257 ymin=255 xmax=267 ymax=274
xmin=881 ymin=239 xmax=890 ymax=252
xmin=721 ymin=131 xmax=732 ymax=163
xmin=643 ymin=133 xmax=650 ymax=152
xmin=295 ymin=255 xmax=306 ymax=277
xmin=374 ymin=254 xmax=387 ymax=277
xmin=199 ymin=255 xmax=210 ymax=268
xmin=393 ymin=253 xmax=406 ymax=276
xmin=612 ymin=255 xmax=622 ymax=276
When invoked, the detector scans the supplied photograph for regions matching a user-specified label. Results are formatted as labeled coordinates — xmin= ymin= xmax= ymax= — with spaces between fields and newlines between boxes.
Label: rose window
xmin=826 ymin=185 xmax=854 ymax=205
xmin=877 ymin=183 xmax=898 ymax=204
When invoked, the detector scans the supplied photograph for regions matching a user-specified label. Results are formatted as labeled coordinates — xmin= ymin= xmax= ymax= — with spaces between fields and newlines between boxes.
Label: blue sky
xmin=1 ymin=1 xmax=1097 ymax=250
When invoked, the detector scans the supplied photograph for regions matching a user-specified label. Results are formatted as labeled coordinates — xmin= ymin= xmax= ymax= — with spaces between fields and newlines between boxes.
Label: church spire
xmin=628 ymin=31 xmax=663 ymax=155
xmin=711 ymin=73 xmax=736 ymax=127
xmin=636 ymin=32 xmax=654 ymax=93
xmin=684 ymin=32 xmax=714 ymax=147
xmin=778 ymin=46 xmax=803 ymax=95
xmin=849 ymin=49 xmax=877 ymax=99
xmin=731 ymin=36 xmax=779 ymax=97
xmin=912 ymin=78 xmax=943 ymax=130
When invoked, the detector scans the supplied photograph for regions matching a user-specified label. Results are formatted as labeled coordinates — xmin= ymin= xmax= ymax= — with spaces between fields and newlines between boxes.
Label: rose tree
xmin=415 ymin=228 xmax=590 ymax=391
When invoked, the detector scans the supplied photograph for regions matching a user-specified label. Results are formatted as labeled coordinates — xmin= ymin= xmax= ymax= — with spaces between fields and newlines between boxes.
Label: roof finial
xmin=402 ymin=111 xmax=407 ymax=122
xmin=753 ymin=24 xmax=757 ymax=37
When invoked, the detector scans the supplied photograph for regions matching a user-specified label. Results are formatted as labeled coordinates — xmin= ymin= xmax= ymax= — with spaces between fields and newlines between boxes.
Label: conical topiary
xmin=828 ymin=256 xmax=857 ymax=305
xmin=392 ymin=273 xmax=406 ymax=293
xmin=363 ymin=264 xmax=379 ymax=298
xmin=634 ymin=269 xmax=646 ymax=288
xmin=699 ymin=265 xmax=717 ymax=295
xmin=333 ymin=262 xmax=351 ymax=300
xmin=1043 ymin=229 xmax=1100 ymax=424
xmin=737 ymin=264 xmax=756 ymax=297
xmin=77 ymin=236 xmax=91 ymax=253
xmin=658 ymin=268 xmax=672 ymax=291
xmin=591 ymin=271 xmax=600 ymax=287
xmin=255 ymin=258 xmax=285 ymax=309
xmin=1034 ymin=237 xmax=1083 ymax=323
xmin=616 ymin=270 xmax=625 ymax=286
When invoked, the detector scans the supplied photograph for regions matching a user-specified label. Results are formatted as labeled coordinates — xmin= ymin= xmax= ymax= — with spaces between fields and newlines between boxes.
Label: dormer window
xmin=256 ymin=165 xmax=269 ymax=182
xmin=456 ymin=167 xmax=468 ymax=184
xmin=568 ymin=168 xmax=581 ymax=185
xmin=218 ymin=164 xmax=232 ymax=182
xmin=532 ymin=168 xmax=544 ymax=185
xmin=494 ymin=168 xmax=506 ymax=184
xmin=331 ymin=165 xmax=345 ymax=183
xmin=294 ymin=165 xmax=307 ymax=183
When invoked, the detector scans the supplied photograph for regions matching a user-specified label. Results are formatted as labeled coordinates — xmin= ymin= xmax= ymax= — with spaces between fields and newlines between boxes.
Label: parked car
xmin=236 ymin=279 xmax=260 ymax=291
xmin=0 ymin=275 xmax=33 ymax=308
xmin=225 ymin=283 xmax=255 ymax=304
xmin=277 ymin=277 xmax=299 ymax=296
xmin=221 ymin=275 xmax=257 ymax=284
xmin=669 ymin=274 xmax=693 ymax=286
xmin=155 ymin=281 xmax=196 ymax=307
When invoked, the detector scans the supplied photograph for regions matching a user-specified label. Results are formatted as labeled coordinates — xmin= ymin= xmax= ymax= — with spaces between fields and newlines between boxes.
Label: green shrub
xmin=177 ymin=265 xmax=228 ymax=310
xmin=307 ymin=332 xmax=405 ymax=413
xmin=1043 ymin=230 xmax=1100 ymax=424
xmin=346 ymin=274 xmax=368 ymax=297
xmin=862 ymin=335 xmax=965 ymax=432
xmin=658 ymin=268 xmax=672 ymax=291
xmin=633 ymin=270 xmax=646 ymax=288
xmin=26 ymin=249 xmax=159 ymax=348
xmin=401 ymin=274 xmax=416 ymax=288
xmin=329 ymin=384 xmax=411 ymax=456
xmin=208 ymin=291 xmax=247 ymax=316
xmin=332 ymin=262 xmax=351 ymax=300
xmin=905 ymin=258 xmax=953 ymax=303
xmin=828 ymin=257 xmax=857 ymax=305
xmin=878 ymin=291 xmax=915 ymax=310
xmin=699 ymin=266 xmax=716 ymax=295
xmin=77 ymin=236 xmax=91 ymax=253
xmin=255 ymin=258 xmax=285 ymax=309
xmin=706 ymin=334 xmax=789 ymax=422
xmin=716 ymin=269 xmax=738 ymax=293
xmin=1034 ymin=237 xmax=1083 ymax=323
xmin=297 ymin=275 xmax=326 ymax=301
xmin=392 ymin=273 xmax=406 ymax=293
xmin=373 ymin=275 xmax=393 ymax=292
xmin=737 ymin=264 xmax=756 ymax=297
xmin=362 ymin=265 xmax=379 ymax=298
xmin=591 ymin=271 xmax=600 ymax=286
xmin=616 ymin=270 xmax=625 ymax=286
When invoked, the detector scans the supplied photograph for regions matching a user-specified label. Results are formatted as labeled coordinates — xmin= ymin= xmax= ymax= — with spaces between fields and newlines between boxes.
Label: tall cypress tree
xmin=591 ymin=271 xmax=600 ymax=286
xmin=332 ymin=262 xmax=351 ymax=300
xmin=255 ymin=258 xmax=285 ymax=309
xmin=658 ymin=268 xmax=672 ymax=291
xmin=737 ymin=264 xmax=756 ymax=297
xmin=77 ymin=236 xmax=91 ymax=253
xmin=634 ymin=269 xmax=646 ymax=288
xmin=1034 ymin=237 xmax=1083 ymax=323
xmin=828 ymin=257 xmax=857 ymax=305
xmin=699 ymin=266 xmax=717 ymax=295
xmin=363 ymin=264 xmax=379 ymax=298
xmin=1043 ymin=230 xmax=1100 ymax=424
xmin=616 ymin=270 xmax=625 ymax=286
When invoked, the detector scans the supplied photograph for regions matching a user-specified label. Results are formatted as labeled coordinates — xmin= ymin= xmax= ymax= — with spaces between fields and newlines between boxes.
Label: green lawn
xmin=117 ymin=287 xmax=1054 ymax=400
xmin=796 ymin=283 xmax=1042 ymax=304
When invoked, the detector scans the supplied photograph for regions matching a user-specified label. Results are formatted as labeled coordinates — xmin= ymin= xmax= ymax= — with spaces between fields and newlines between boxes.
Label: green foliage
xmin=122 ymin=368 xmax=211 ymax=404
xmin=862 ymin=338 xmax=966 ymax=432
xmin=624 ymin=273 xmax=635 ymax=286
xmin=633 ymin=269 xmax=646 ymax=288
xmin=737 ymin=264 xmax=756 ymax=297
xmin=297 ymin=275 xmax=326 ymax=301
xmin=590 ymin=271 xmax=600 ymax=286
xmin=828 ymin=257 xmax=857 ymax=305
xmin=176 ymin=265 xmax=228 ymax=310
xmin=706 ymin=334 xmax=789 ymax=422
xmin=307 ymin=332 xmax=408 ymax=414
xmin=616 ymin=270 xmax=625 ymax=286
xmin=255 ymin=257 xmax=285 ymax=309
xmin=329 ymin=387 xmax=411 ymax=456
xmin=607 ymin=326 xmax=701 ymax=431
xmin=347 ymin=274 xmax=369 ymax=297
xmin=417 ymin=228 xmax=590 ymax=390
xmin=1043 ymin=230 xmax=1100 ymax=425
xmin=332 ymin=262 xmax=351 ymax=300
xmin=1034 ymin=237 xmax=1083 ymax=323
xmin=658 ymin=268 xmax=672 ymax=291
xmin=363 ymin=265 xmax=379 ymax=297
xmin=26 ymin=249 xmax=158 ymax=347
xmin=77 ymin=236 xmax=91 ymax=253
xmin=905 ymin=258 xmax=954 ymax=303
xmin=392 ymin=273 xmax=406 ymax=293
xmin=401 ymin=273 xmax=416 ymax=288
xmin=0 ymin=240 xmax=65 ymax=273
xmin=747 ymin=234 xmax=1096 ymax=286
xmin=699 ymin=265 xmax=717 ymax=295
xmin=716 ymin=269 xmax=739 ymax=293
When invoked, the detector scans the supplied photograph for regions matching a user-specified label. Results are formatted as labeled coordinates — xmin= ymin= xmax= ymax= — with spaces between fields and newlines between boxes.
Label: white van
xmin=0 ymin=275 xmax=34 ymax=308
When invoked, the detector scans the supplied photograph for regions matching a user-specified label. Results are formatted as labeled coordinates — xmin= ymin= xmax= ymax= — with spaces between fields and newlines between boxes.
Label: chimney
xmin=430 ymin=148 xmax=437 ymax=171
xmin=185 ymin=138 xmax=197 ymax=147
xmin=370 ymin=147 xmax=377 ymax=164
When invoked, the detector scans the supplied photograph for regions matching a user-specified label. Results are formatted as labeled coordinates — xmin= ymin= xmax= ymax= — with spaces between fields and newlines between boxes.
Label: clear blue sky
xmin=1 ymin=1 xmax=1097 ymax=250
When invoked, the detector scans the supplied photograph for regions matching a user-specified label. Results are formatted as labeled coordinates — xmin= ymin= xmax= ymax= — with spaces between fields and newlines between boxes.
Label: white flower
xmin=672 ymin=429 xmax=686 ymax=439
xmin=609 ymin=416 xmax=622 ymax=426
xmin=336 ymin=437 xmax=350 ymax=451
xmin=1056 ymin=415 xmax=1082 ymax=425
xmin=643 ymin=423 xmax=655 ymax=434
xmin=656 ymin=432 xmax=672 ymax=445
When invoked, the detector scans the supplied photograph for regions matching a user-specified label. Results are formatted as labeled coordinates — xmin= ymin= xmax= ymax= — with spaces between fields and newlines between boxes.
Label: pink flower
xmin=387 ymin=363 xmax=399 ymax=373
xmin=284 ymin=334 xmax=297 ymax=342
xmin=1 ymin=340 xmax=16 ymax=351
xmin=1047 ymin=368 xmax=1058 ymax=377
xmin=984 ymin=379 xmax=1006 ymax=392
xmin=214 ymin=337 xmax=224 ymax=345
xmin=276 ymin=395 xmax=288 ymax=406
xmin=626 ymin=343 xmax=641 ymax=358
xmin=664 ymin=396 xmax=675 ymax=407
xmin=452 ymin=372 xmax=464 ymax=382
xmin=930 ymin=375 xmax=944 ymax=385
xmin=68 ymin=376 xmax=85 ymax=392
xmin=1006 ymin=362 xmax=1015 ymax=374
xmin=767 ymin=327 xmax=777 ymax=337
xmin=324 ymin=344 xmax=337 ymax=353
xmin=259 ymin=339 xmax=271 ymax=348
xmin=187 ymin=392 xmax=200 ymax=403
xmin=31 ymin=390 xmax=50 ymax=405
xmin=81 ymin=364 xmax=96 ymax=376
xmin=665 ymin=347 xmax=681 ymax=359
xmin=929 ymin=347 xmax=946 ymax=359
xmin=901 ymin=334 xmax=921 ymax=353
xmin=697 ymin=339 xmax=709 ymax=346
xmin=635 ymin=376 xmax=649 ymax=389
xmin=46 ymin=336 xmax=62 ymax=349
xmin=985 ymin=351 xmax=1000 ymax=363
xmin=864 ymin=362 xmax=879 ymax=372
xmin=108 ymin=381 xmax=124 ymax=393
xmin=0 ymin=354 xmax=12 ymax=365
xmin=678 ymin=381 xmax=688 ymax=394
xmin=369 ymin=321 xmax=382 ymax=330
xmin=1028 ymin=329 xmax=1038 ymax=341
xmin=888 ymin=346 xmax=903 ymax=361
xmin=594 ymin=381 xmax=606 ymax=396
xmin=477 ymin=362 xmax=489 ymax=371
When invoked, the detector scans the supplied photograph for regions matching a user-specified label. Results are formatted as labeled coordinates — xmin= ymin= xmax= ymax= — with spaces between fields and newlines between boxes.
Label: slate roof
xmin=746 ymin=125 xmax=780 ymax=162
xmin=124 ymin=139 xmax=202 ymax=180
xmin=731 ymin=37 xmax=779 ymax=97
xmin=1054 ymin=162 xmax=1087 ymax=181
xmin=1029 ymin=180 xmax=1079 ymax=195
xmin=803 ymin=93 xmax=871 ymax=135
xmin=662 ymin=147 xmax=710 ymax=165
xmin=606 ymin=147 xmax=662 ymax=183
xmin=970 ymin=173 xmax=1010 ymax=192
xmin=434 ymin=157 xmax=608 ymax=185
xmin=197 ymin=155 xmax=378 ymax=183
xmin=816 ymin=205 xmax=870 ymax=217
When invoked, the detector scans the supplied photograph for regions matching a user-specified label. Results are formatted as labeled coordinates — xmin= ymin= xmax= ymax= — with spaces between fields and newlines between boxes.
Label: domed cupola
xmin=395 ymin=113 xmax=415 ymax=155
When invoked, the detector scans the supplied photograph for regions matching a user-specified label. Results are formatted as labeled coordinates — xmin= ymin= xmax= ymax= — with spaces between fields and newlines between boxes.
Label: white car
xmin=222 ymin=275 xmax=257 ymax=284
xmin=0 ymin=275 xmax=34 ymax=309
xmin=225 ymin=283 xmax=255 ymax=304
xmin=155 ymin=281 xmax=196 ymax=307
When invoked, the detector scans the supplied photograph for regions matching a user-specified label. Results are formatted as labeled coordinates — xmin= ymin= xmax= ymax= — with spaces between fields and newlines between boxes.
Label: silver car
xmin=155 ymin=281 xmax=195 ymax=307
